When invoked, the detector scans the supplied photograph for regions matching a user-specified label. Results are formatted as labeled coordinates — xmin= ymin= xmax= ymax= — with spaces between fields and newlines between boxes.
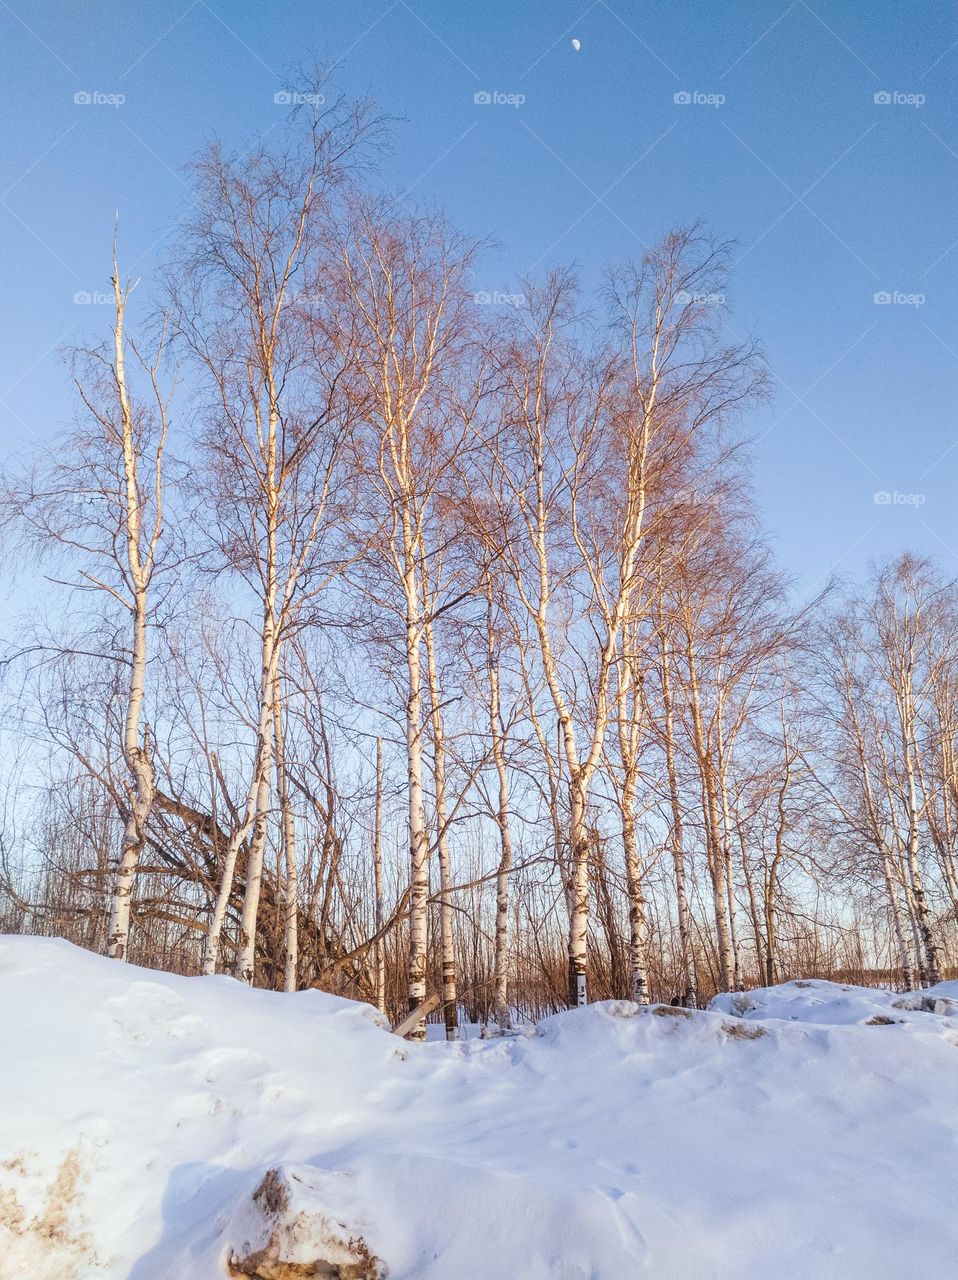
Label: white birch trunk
xmin=424 ymin=614 xmax=458 ymax=1040
xmin=202 ymin=667 xmax=276 ymax=978
xmin=373 ymin=736 xmax=386 ymax=1015
xmin=567 ymin=778 xmax=590 ymax=1007
xmin=903 ymin=771 xmax=940 ymax=985
xmin=107 ymin=580 xmax=153 ymax=961
xmin=685 ymin=634 xmax=734 ymax=992
xmin=273 ymin=672 xmax=298 ymax=992
xmin=486 ymin=588 xmax=513 ymax=1030
xmin=403 ymin=543 xmax=430 ymax=1037
xmin=105 ymin=259 xmax=161 ymax=962
xmin=614 ymin=633 xmax=648 ymax=1005
xmin=233 ymin=594 xmax=278 ymax=985
xmin=881 ymin=846 xmax=917 ymax=990
xmin=659 ymin=629 xmax=696 ymax=1004
xmin=621 ymin=789 xmax=649 ymax=1004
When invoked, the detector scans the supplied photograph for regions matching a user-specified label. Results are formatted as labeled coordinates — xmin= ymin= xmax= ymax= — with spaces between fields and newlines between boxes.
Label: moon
xmin=571 ymin=38 xmax=581 ymax=51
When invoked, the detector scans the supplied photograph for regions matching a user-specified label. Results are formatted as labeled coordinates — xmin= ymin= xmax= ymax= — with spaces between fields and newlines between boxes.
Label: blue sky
xmin=1 ymin=0 xmax=956 ymax=596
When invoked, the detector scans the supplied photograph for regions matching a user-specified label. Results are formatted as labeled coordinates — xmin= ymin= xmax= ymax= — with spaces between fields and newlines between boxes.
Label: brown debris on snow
xmin=225 ymin=1166 xmax=387 ymax=1280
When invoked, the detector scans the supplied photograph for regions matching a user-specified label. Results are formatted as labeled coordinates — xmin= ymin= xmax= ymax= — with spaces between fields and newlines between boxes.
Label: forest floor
xmin=2 ymin=935 xmax=958 ymax=1279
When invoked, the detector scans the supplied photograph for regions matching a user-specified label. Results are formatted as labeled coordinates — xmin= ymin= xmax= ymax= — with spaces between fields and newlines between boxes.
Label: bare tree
xmin=477 ymin=229 xmax=766 ymax=1005
xmin=2 ymin=240 xmax=171 ymax=963
xmin=167 ymin=97 xmax=378 ymax=983
xmin=334 ymin=196 xmax=478 ymax=1032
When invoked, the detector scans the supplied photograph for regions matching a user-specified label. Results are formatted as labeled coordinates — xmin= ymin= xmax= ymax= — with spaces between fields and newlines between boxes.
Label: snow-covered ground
xmin=2 ymin=936 xmax=958 ymax=1279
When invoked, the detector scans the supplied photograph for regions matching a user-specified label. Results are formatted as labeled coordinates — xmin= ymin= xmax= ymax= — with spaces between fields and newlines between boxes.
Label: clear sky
xmin=1 ymin=0 xmax=956 ymax=597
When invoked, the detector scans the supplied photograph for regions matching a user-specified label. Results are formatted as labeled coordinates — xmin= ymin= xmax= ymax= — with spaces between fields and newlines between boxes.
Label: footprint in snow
xmin=169 ymin=1091 xmax=242 ymax=1128
xmin=108 ymin=979 xmax=187 ymax=1010
xmin=189 ymin=1045 xmax=272 ymax=1087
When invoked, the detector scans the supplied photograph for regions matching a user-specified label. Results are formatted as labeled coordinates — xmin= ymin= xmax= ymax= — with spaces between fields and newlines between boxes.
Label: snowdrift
xmin=2 ymin=936 xmax=958 ymax=1279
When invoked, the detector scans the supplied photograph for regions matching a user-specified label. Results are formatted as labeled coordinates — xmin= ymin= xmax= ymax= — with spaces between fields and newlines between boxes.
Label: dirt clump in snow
xmin=721 ymin=1021 xmax=767 ymax=1040
xmin=226 ymin=1165 xmax=387 ymax=1280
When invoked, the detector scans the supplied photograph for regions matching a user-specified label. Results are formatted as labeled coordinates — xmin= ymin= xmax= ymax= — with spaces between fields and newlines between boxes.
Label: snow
xmin=3 ymin=938 xmax=958 ymax=1279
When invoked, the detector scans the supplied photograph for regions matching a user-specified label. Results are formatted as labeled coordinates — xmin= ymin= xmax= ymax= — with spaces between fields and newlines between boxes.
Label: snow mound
xmin=709 ymin=976 xmax=958 ymax=1025
xmin=3 ymin=936 xmax=958 ymax=1279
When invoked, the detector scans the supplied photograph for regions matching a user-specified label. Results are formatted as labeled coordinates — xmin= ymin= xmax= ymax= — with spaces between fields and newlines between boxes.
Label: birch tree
xmin=484 ymin=574 xmax=517 ymax=1028
xmin=2 ymin=242 xmax=171 ymax=963
xmin=669 ymin=533 xmax=789 ymax=992
xmin=101 ymin=255 xmax=169 ymax=961
xmin=652 ymin=583 xmax=697 ymax=1004
xmin=479 ymin=230 xmax=766 ymax=1005
xmin=169 ymin=98 xmax=376 ymax=983
xmin=815 ymin=607 xmax=922 ymax=987
xmin=334 ymin=197 xmax=478 ymax=1031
